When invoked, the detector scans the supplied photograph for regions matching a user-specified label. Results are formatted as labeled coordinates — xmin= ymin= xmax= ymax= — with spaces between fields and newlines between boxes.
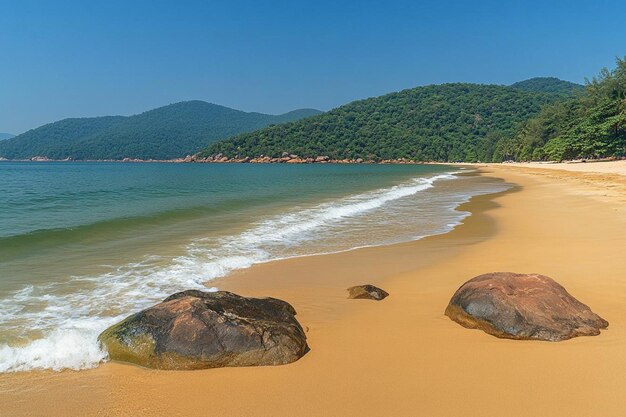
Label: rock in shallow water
xmin=98 ymin=290 xmax=309 ymax=370
xmin=347 ymin=285 xmax=389 ymax=300
xmin=445 ymin=272 xmax=608 ymax=341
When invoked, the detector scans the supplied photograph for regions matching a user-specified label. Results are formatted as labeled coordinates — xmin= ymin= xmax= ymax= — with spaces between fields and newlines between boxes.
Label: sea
xmin=0 ymin=161 xmax=509 ymax=372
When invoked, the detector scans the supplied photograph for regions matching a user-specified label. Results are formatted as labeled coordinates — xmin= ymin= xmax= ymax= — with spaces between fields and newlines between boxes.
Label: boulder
xmin=445 ymin=272 xmax=608 ymax=341
xmin=347 ymin=285 xmax=389 ymax=301
xmin=98 ymin=290 xmax=309 ymax=370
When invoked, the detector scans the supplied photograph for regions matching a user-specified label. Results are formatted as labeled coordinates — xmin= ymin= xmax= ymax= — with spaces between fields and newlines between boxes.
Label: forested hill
xmin=199 ymin=83 xmax=569 ymax=162
xmin=510 ymin=77 xmax=584 ymax=96
xmin=0 ymin=101 xmax=322 ymax=160
xmin=500 ymin=58 xmax=626 ymax=161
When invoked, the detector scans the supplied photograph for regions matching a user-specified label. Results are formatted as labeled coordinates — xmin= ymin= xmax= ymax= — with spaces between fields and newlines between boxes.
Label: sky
xmin=1 ymin=0 xmax=626 ymax=134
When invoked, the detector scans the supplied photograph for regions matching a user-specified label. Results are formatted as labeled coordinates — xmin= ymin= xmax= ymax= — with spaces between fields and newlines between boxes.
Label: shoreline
xmin=3 ymin=157 xmax=624 ymax=166
xmin=0 ymin=167 xmax=494 ymax=373
xmin=0 ymin=157 xmax=429 ymax=164
xmin=1 ymin=165 xmax=626 ymax=416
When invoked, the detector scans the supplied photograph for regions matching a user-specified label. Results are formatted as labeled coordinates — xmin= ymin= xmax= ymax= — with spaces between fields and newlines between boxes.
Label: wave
xmin=0 ymin=171 xmax=474 ymax=372
xmin=0 ymin=193 xmax=283 ymax=261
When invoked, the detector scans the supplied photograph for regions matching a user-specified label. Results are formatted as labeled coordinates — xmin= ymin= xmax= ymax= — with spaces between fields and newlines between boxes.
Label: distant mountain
xmin=510 ymin=77 xmax=584 ymax=96
xmin=0 ymin=102 xmax=322 ymax=160
xmin=0 ymin=117 xmax=126 ymax=159
xmin=0 ymin=133 xmax=15 ymax=141
xmin=270 ymin=108 xmax=324 ymax=123
xmin=199 ymin=83 xmax=567 ymax=163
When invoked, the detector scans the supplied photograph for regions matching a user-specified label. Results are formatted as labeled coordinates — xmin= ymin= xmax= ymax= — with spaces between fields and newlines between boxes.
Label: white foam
xmin=0 ymin=322 xmax=111 ymax=372
xmin=0 ymin=171 xmax=488 ymax=373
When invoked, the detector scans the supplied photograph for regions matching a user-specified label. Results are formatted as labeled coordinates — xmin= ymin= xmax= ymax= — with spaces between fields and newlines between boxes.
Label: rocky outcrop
xmin=445 ymin=272 xmax=608 ymax=341
xmin=98 ymin=290 xmax=309 ymax=370
xmin=347 ymin=285 xmax=389 ymax=301
xmin=190 ymin=153 xmax=424 ymax=164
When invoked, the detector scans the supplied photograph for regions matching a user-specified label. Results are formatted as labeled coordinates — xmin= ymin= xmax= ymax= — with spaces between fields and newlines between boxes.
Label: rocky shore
xmin=10 ymin=154 xmax=622 ymax=165
xmin=179 ymin=152 xmax=423 ymax=164
xmin=4 ymin=153 xmax=424 ymax=164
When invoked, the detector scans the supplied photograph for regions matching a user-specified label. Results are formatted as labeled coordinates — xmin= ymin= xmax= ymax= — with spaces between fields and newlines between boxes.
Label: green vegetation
xmin=0 ymin=117 xmax=126 ymax=159
xmin=6 ymin=63 xmax=622 ymax=163
xmin=505 ymin=58 xmax=626 ymax=161
xmin=0 ymin=101 xmax=321 ymax=160
xmin=510 ymin=77 xmax=583 ymax=96
xmin=199 ymin=83 xmax=566 ymax=162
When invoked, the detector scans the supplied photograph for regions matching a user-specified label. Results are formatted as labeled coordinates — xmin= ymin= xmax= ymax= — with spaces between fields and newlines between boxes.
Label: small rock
xmin=347 ymin=285 xmax=389 ymax=301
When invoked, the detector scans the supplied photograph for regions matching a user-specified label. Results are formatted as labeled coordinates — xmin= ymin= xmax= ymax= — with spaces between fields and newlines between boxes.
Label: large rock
xmin=347 ymin=284 xmax=389 ymax=301
xmin=98 ymin=290 xmax=309 ymax=370
xmin=445 ymin=272 xmax=608 ymax=341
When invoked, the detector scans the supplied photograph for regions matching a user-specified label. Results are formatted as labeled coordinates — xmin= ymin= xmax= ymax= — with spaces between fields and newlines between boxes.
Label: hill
xmin=199 ymin=83 xmax=569 ymax=163
xmin=510 ymin=77 xmax=584 ymax=96
xmin=502 ymin=58 xmax=626 ymax=161
xmin=0 ymin=102 xmax=321 ymax=160
xmin=0 ymin=133 xmax=15 ymax=141
xmin=0 ymin=117 xmax=126 ymax=159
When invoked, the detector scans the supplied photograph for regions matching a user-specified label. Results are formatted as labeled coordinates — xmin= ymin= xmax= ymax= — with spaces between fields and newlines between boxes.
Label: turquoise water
xmin=0 ymin=162 xmax=508 ymax=372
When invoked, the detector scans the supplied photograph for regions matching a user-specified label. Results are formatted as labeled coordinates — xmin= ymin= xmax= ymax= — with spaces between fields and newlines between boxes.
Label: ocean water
xmin=0 ymin=162 xmax=509 ymax=372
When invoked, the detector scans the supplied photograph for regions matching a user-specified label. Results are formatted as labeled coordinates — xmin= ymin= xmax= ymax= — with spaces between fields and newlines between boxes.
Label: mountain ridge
xmin=199 ymin=80 xmax=574 ymax=162
xmin=0 ymin=101 xmax=322 ymax=160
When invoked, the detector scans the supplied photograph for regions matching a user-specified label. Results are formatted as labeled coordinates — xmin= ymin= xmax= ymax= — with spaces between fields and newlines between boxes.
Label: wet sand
xmin=1 ymin=165 xmax=625 ymax=417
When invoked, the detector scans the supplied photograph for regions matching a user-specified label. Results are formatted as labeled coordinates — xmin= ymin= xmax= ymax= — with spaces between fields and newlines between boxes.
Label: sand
xmin=503 ymin=159 xmax=626 ymax=175
xmin=1 ymin=164 xmax=625 ymax=417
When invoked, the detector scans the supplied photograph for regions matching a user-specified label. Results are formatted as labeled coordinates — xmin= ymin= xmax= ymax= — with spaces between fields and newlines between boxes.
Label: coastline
xmin=0 ymin=156 xmax=427 ymax=164
xmin=1 ymin=165 xmax=626 ymax=416
xmin=3 ymin=156 xmax=624 ymax=169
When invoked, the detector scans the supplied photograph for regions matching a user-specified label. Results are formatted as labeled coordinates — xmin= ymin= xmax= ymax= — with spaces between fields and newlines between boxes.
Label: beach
xmin=1 ymin=162 xmax=625 ymax=417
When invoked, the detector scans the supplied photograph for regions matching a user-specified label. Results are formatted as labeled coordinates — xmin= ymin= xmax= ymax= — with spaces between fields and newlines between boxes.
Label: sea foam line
xmin=0 ymin=172 xmax=456 ymax=373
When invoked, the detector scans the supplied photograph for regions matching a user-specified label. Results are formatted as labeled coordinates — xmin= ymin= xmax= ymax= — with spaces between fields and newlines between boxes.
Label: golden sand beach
xmin=1 ymin=162 xmax=625 ymax=417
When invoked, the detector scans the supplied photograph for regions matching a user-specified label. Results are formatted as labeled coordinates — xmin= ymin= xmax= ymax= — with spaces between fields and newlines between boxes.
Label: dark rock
xmin=445 ymin=272 xmax=608 ymax=341
xmin=98 ymin=290 xmax=309 ymax=370
xmin=347 ymin=285 xmax=389 ymax=301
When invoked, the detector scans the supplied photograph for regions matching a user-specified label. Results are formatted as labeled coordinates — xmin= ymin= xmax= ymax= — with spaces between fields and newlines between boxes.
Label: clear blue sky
xmin=1 ymin=0 xmax=625 ymax=134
